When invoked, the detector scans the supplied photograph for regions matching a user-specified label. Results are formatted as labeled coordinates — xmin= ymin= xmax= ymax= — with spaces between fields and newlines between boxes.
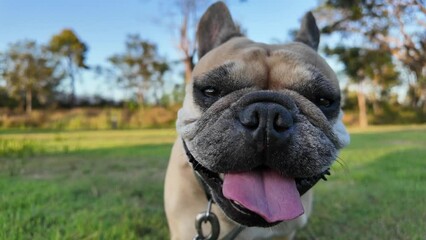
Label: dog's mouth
xmin=183 ymin=141 xmax=330 ymax=227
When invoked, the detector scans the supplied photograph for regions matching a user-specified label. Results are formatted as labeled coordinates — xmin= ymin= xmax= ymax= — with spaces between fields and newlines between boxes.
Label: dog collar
xmin=183 ymin=140 xmax=245 ymax=240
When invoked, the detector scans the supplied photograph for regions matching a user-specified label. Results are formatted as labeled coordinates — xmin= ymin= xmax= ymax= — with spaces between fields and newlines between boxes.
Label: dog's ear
xmin=295 ymin=11 xmax=320 ymax=51
xmin=197 ymin=1 xmax=241 ymax=59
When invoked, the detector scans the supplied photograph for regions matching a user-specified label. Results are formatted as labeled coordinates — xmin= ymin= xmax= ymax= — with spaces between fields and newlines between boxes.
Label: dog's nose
xmin=238 ymin=103 xmax=293 ymax=141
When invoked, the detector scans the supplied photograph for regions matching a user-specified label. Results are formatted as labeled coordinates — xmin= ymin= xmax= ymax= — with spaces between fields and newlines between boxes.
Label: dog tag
xmin=194 ymin=211 xmax=220 ymax=240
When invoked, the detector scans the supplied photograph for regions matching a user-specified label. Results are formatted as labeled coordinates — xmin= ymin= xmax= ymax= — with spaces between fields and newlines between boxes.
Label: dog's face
xmin=177 ymin=2 xmax=349 ymax=227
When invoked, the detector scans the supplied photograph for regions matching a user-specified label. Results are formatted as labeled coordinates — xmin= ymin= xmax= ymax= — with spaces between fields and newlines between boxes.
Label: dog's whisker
xmin=335 ymin=156 xmax=350 ymax=173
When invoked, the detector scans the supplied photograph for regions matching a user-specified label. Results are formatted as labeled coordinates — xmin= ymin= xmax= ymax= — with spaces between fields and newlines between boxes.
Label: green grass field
xmin=0 ymin=126 xmax=425 ymax=240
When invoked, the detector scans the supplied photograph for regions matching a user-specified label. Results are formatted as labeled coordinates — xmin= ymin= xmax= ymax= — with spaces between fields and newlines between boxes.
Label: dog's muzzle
xmin=180 ymin=90 xmax=337 ymax=227
xmin=183 ymin=140 xmax=330 ymax=227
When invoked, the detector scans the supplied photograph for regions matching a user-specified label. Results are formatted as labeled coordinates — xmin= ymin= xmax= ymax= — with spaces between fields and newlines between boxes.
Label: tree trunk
xmin=184 ymin=55 xmax=193 ymax=84
xmin=18 ymin=96 xmax=24 ymax=113
xmin=70 ymin=72 xmax=75 ymax=106
xmin=357 ymin=87 xmax=368 ymax=127
xmin=372 ymin=98 xmax=381 ymax=116
xmin=26 ymin=89 xmax=32 ymax=115
xmin=371 ymin=76 xmax=381 ymax=115
xmin=137 ymin=86 xmax=144 ymax=107
xmin=179 ymin=14 xmax=194 ymax=84
xmin=68 ymin=56 xmax=76 ymax=107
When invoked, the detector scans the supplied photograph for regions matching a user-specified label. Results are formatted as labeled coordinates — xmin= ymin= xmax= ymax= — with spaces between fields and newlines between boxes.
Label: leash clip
xmin=194 ymin=199 xmax=220 ymax=240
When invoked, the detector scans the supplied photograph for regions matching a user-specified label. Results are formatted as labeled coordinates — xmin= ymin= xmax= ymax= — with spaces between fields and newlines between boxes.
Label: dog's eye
xmin=202 ymin=87 xmax=219 ymax=97
xmin=318 ymin=97 xmax=332 ymax=107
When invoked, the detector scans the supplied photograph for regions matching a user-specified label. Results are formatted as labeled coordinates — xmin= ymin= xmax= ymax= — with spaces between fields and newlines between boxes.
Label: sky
xmin=0 ymin=0 xmax=320 ymax=101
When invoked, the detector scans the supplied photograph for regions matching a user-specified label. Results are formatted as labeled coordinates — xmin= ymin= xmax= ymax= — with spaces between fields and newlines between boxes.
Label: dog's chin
xmin=185 ymin=145 xmax=329 ymax=227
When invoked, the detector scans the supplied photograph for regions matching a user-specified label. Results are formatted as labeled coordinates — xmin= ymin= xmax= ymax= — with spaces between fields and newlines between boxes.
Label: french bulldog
xmin=164 ymin=2 xmax=350 ymax=239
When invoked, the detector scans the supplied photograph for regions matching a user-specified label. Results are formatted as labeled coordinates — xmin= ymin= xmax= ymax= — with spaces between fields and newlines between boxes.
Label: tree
xmin=159 ymin=0 xmax=246 ymax=84
xmin=166 ymin=0 xmax=211 ymax=84
xmin=155 ymin=1 xmax=246 ymax=86
xmin=324 ymin=46 xmax=399 ymax=127
xmin=152 ymin=61 xmax=169 ymax=105
xmin=0 ymin=40 xmax=63 ymax=114
xmin=48 ymin=29 xmax=88 ymax=106
xmin=316 ymin=0 xmax=426 ymax=113
xmin=0 ymin=86 xmax=19 ymax=109
xmin=108 ymin=35 xmax=169 ymax=106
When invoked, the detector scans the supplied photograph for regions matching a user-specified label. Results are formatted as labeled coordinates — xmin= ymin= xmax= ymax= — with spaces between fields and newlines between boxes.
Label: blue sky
xmin=0 ymin=0 xmax=319 ymax=100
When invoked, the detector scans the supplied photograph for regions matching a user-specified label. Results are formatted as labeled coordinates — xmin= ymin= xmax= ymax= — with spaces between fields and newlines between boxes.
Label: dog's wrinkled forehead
xmin=177 ymin=2 xmax=350 ymax=149
xmin=193 ymin=38 xmax=340 ymax=93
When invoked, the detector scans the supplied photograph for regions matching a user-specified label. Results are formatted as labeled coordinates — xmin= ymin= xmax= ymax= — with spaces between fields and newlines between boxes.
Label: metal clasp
xmin=193 ymin=199 xmax=220 ymax=240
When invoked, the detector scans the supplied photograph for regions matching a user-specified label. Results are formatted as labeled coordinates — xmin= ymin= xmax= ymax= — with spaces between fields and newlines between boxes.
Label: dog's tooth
xmin=232 ymin=200 xmax=243 ymax=207
xmin=219 ymin=173 xmax=224 ymax=180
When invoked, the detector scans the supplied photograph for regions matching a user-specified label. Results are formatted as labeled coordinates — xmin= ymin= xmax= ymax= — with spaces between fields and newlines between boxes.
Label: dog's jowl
xmin=164 ymin=2 xmax=350 ymax=239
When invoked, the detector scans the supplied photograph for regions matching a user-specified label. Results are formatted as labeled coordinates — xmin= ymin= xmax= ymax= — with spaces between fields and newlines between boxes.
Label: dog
xmin=164 ymin=2 xmax=350 ymax=239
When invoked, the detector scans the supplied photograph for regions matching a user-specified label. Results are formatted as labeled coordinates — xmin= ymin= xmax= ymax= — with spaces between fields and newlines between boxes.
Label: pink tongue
xmin=223 ymin=169 xmax=304 ymax=223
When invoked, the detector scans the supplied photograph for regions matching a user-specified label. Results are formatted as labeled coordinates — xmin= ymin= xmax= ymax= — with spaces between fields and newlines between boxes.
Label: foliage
xmin=325 ymin=46 xmax=400 ymax=126
xmin=0 ymin=40 xmax=63 ymax=114
xmin=325 ymin=47 xmax=399 ymax=86
xmin=317 ymin=0 xmax=426 ymax=112
xmin=0 ymin=86 xmax=19 ymax=109
xmin=48 ymin=29 xmax=89 ymax=106
xmin=108 ymin=35 xmax=169 ymax=106
xmin=1 ymin=2 xmax=424 ymax=126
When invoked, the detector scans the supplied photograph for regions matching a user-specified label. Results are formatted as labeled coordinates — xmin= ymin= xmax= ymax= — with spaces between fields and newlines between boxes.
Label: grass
xmin=0 ymin=125 xmax=425 ymax=239
xmin=298 ymin=125 xmax=426 ymax=240
xmin=0 ymin=129 xmax=175 ymax=240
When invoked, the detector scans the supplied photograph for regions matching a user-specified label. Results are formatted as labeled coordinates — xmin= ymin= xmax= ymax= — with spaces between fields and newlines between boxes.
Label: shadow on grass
xmin=297 ymin=148 xmax=426 ymax=240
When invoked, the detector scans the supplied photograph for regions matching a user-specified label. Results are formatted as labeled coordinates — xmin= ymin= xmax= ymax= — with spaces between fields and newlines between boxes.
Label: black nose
xmin=238 ymin=103 xmax=293 ymax=142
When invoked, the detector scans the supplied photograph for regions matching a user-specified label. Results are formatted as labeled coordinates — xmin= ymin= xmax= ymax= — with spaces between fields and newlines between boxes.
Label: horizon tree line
xmin=0 ymin=0 xmax=425 ymax=126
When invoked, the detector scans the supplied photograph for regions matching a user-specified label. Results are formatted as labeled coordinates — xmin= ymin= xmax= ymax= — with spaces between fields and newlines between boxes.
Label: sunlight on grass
xmin=0 ymin=129 xmax=177 ymax=155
